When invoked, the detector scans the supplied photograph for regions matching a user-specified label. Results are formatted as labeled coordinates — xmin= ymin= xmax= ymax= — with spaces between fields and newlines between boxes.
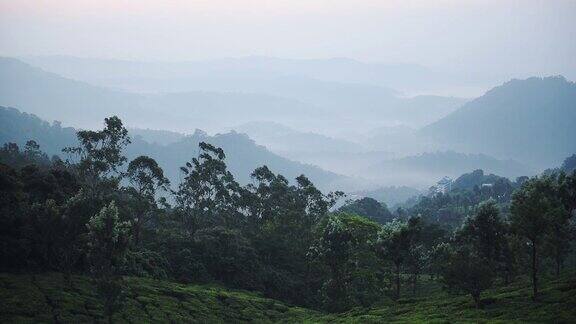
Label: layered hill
xmin=5 ymin=56 xmax=466 ymax=133
xmin=421 ymin=76 xmax=576 ymax=168
xmin=0 ymin=107 xmax=344 ymax=191
xmin=0 ymin=57 xmax=326 ymax=132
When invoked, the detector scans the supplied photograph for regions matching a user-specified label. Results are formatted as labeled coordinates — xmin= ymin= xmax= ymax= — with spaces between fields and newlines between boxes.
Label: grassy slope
xmin=1 ymin=272 xmax=575 ymax=323
xmin=318 ymin=273 xmax=576 ymax=323
xmin=0 ymin=273 xmax=315 ymax=323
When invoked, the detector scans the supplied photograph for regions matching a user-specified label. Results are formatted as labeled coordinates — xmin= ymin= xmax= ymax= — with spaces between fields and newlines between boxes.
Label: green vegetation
xmin=319 ymin=271 xmax=576 ymax=323
xmin=0 ymin=273 xmax=316 ymax=323
xmin=338 ymin=197 xmax=394 ymax=224
xmin=1 ymin=115 xmax=575 ymax=322
xmin=1 ymin=271 xmax=574 ymax=323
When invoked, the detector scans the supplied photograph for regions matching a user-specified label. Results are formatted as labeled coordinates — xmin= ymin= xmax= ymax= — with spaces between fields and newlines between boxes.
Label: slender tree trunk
xmin=531 ymin=239 xmax=538 ymax=300
xmin=412 ymin=273 xmax=418 ymax=297
xmin=395 ymin=263 xmax=401 ymax=300
xmin=472 ymin=291 xmax=481 ymax=308
xmin=555 ymin=254 xmax=561 ymax=277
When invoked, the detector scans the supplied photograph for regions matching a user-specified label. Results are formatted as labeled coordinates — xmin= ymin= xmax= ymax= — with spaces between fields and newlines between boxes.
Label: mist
xmin=1 ymin=0 xmax=575 ymax=193
xmin=1 ymin=2 xmax=576 ymax=320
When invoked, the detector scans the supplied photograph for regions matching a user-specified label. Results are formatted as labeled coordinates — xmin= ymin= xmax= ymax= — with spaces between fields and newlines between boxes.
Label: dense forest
xmin=1 ymin=115 xmax=575 ymax=322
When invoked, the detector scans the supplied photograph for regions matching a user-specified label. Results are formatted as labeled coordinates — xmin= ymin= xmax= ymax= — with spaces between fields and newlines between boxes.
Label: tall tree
xmin=439 ymin=244 xmax=494 ymax=308
xmin=510 ymin=177 xmax=555 ymax=300
xmin=86 ymin=201 xmax=132 ymax=324
xmin=375 ymin=217 xmax=421 ymax=300
xmin=310 ymin=213 xmax=381 ymax=311
xmin=175 ymin=142 xmax=243 ymax=231
xmin=63 ymin=116 xmax=130 ymax=192
xmin=456 ymin=200 xmax=508 ymax=276
xmin=544 ymin=206 xmax=573 ymax=276
xmin=126 ymin=155 xmax=169 ymax=245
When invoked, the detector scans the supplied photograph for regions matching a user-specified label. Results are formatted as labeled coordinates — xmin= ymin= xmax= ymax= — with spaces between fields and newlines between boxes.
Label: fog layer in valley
xmin=1 ymin=0 xmax=575 ymax=201
xmin=2 ymin=56 xmax=575 ymax=198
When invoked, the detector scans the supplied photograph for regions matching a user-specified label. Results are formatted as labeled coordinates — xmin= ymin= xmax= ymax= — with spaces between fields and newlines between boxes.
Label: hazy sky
xmin=1 ymin=0 xmax=575 ymax=79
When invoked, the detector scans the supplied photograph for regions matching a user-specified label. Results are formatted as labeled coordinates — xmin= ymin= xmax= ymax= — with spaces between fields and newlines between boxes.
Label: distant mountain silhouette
xmin=0 ymin=57 xmax=142 ymax=128
xmin=22 ymin=55 xmax=472 ymax=95
xmin=10 ymin=56 xmax=466 ymax=130
xmin=421 ymin=76 xmax=576 ymax=168
xmin=0 ymin=57 xmax=326 ymax=132
xmin=0 ymin=106 xmax=346 ymax=191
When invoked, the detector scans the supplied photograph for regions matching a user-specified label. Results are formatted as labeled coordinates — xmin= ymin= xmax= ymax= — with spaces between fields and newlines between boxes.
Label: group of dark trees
xmin=1 ymin=116 xmax=575 ymax=320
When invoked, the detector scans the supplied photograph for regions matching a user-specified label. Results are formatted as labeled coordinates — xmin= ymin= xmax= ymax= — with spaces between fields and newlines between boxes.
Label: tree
xmin=456 ymin=200 xmax=508 ymax=277
xmin=557 ymin=171 xmax=576 ymax=217
xmin=175 ymin=142 xmax=242 ymax=231
xmin=126 ymin=155 xmax=170 ymax=245
xmin=510 ymin=177 xmax=556 ymax=300
xmin=86 ymin=201 xmax=131 ymax=324
xmin=406 ymin=244 xmax=427 ymax=296
xmin=338 ymin=197 xmax=394 ymax=224
xmin=375 ymin=218 xmax=421 ymax=300
xmin=193 ymin=226 xmax=260 ymax=289
xmin=440 ymin=245 xmax=494 ymax=308
xmin=242 ymin=166 xmax=343 ymax=306
xmin=63 ymin=116 xmax=130 ymax=191
xmin=561 ymin=154 xmax=576 ymax=173
xmin=309 ymin=213 xmax=381 ymax=311
xmin=544 ymin=206 xmax=573 ymax=276
xmin=24 ymin=140 xmax=49 ymax=163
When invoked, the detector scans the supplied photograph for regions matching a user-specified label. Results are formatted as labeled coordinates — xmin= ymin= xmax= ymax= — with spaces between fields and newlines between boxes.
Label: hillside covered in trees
xmin=2 ymin=1 xmax=575 ymax=322
xmin=422 ymin=76 xmax=576 ymax=168
xmin=1 ymin=114 xmax=575 ymax=322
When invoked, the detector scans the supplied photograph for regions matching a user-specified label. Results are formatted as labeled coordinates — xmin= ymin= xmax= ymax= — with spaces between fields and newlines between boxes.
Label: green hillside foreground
xmin=1 ymin=272 xmax=575 ymax=323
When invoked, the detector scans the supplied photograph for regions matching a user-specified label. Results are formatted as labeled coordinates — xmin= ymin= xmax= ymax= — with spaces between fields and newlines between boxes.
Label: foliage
xmin=86 ymin=201 xmax=132 ymax=323
xmin=374 ymin=217 xmax=422 ymax=300
xmin=175 ymin=142 xmax=243 ymax=231
xmin=1 ymin=115 xmax=575 ymax=317
xmin=338 ymin=197 xmax=394 ymax=224
xmin=1 ymin=271 xmax=575 ymax=323
xmin=310 ymin=213 xmax=382 ymax=311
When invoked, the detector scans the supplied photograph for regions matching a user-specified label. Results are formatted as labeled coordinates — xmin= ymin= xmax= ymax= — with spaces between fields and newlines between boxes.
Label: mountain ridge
xmin=421 ymin=76 xmax=576 ymax=168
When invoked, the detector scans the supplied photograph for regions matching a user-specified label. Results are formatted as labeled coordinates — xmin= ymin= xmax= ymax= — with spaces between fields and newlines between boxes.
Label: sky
xmin=0 ymin=0 xmax=575 ymax=79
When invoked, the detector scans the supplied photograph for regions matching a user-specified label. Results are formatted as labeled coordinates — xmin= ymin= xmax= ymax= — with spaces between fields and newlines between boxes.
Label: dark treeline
xmin=1 ymin=116 xmax=575 ymax=321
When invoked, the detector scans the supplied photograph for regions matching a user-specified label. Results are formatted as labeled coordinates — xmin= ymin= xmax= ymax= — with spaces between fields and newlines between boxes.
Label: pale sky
xmin=1 ymin=0 xmax=575 ymax=78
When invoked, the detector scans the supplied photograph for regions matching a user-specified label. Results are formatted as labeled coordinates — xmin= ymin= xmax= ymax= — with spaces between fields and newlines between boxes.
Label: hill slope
xmin=8 ymin=56 xmax=466 ymax=132
xmin=421 ymin=76 xmax=576 ymax=168
xmin=1 ymin=272 xmax=574 ymax=323
xmin=22 ymin=55 xmax=468 ymax=98
xmin=0 ymin=57 xmax=326 ymax=132
xmin=0 ymin=106 xmax=344 ymax=191
xmin=0 ymin=273 xmax=315 ymax=323
xmin=318 ymin=272 xmax=576 ymax=323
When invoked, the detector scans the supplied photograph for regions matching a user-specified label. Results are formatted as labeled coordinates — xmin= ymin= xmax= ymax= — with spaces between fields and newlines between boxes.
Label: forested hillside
xmin=422 ymin=76 xmax=576 ymax=167
xmin=3 ymin=1 xmax=575 ymax=322
xmin=1 ymin=114 xmax=575 ymax=323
